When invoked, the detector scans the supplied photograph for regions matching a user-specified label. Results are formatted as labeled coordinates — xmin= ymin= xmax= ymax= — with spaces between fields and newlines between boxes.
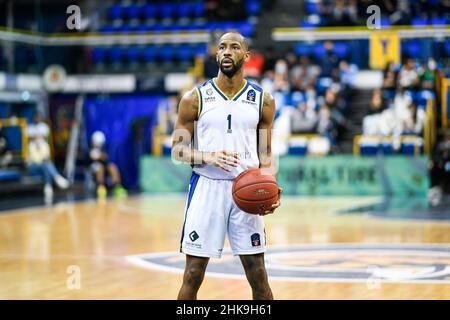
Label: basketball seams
xmin=234 ymin=194 xmax=279 ymax=204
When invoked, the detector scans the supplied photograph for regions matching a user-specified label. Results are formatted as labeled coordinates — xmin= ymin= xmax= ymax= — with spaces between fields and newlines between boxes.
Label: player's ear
xmin=244 ymin=50 xmax=250 ymax=63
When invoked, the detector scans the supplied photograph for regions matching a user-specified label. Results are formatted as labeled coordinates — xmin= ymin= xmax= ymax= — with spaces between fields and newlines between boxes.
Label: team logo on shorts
xmin=247 ymin=89 xmax=256 ymax=102
xmin=251 ymin=233 xmax=261 ymax=247
xmin=189 ymin=231 xmax=199 ymax=242
xmin=206 ymin=88 xmax=213 ymax=96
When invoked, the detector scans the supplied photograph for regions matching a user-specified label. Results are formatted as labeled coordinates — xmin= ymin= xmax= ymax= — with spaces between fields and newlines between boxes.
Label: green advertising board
xmin=140 ymin=155 xmax=429 ymax=196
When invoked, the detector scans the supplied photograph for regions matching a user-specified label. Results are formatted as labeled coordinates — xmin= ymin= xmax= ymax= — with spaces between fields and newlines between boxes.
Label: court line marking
xmin=125 ymin=243 xmax=450 ymax=284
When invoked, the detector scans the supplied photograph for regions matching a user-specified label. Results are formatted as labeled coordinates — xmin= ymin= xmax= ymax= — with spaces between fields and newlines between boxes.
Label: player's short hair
xmin=217 ymin=32 xmax=249 ymax=51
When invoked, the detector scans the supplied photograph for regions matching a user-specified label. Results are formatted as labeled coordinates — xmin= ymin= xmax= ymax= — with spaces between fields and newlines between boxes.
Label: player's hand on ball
xmin=205 ymin=151 xmax=240 ymax=172
xmin=261 ymin=187 xmax=283 ymax=216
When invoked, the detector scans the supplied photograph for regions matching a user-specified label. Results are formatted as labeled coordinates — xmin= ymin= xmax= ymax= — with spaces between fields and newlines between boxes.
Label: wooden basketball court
xmin=0 ymin=195 xmax=449 ymax=299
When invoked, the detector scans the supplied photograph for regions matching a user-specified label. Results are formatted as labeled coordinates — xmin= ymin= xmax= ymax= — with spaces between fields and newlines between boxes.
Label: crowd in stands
xmin=304 ymin=0 xmax=450 ymax=27
xmin=363 ymin=57 xmax=443 ymax=145
xmin=255 ymin=42 xmax=355 ymax=154
xmin=197 ymin=36 xmax=446 ymax=156
xmin=198 ymin=40 xmax=358 ymax=155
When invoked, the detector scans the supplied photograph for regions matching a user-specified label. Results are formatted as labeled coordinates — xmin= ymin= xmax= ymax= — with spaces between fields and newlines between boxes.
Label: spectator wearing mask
xmin=273 ymin=59 xmax=290 ymax=92
xmin=419 ymin=57 xmax=440 ymax=91
xmin=290 ymin=92 xmax=318 ymax=134
xmin=398 ymin=58 xmax=419 ymax=90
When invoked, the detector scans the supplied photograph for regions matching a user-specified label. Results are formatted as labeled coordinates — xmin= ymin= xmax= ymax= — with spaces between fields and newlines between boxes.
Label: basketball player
xmin=172 ymin=32 xmax=282 ymax=300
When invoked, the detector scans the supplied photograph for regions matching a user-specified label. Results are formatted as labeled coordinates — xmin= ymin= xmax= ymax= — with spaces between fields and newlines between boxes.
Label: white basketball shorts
xmin=180 ymin=172 xmax=266 ymax=258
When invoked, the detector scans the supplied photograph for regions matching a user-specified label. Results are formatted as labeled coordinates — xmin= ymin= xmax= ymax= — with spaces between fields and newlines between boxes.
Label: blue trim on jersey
xmin=259 ymin=90 xmax=264 ymax=120
xmin=197 ymin=85 xmax=203 ymax=118
xmin=248 ymin=82 xmax=264 ymax=120
xmin=248 ymin=81 xmax=263 ymax=92
xmin=209 ymin=79 xmax=229 ymax=101
xmin=232 ymin=81 xmax=249 ymax=101
xmin=180 ymin=172 xmax=200 ymax=252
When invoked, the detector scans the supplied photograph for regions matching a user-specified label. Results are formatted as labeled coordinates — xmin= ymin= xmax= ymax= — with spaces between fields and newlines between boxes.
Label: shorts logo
xmin=206 ymin=88 xmax=213 ymax=96
xmin=251 ymin=233 xmax=261 ymax=247
xmin=189 ymin=231 xmax=199 ymax=242
xmin=247 ymin=89 xmax=256 ymax=102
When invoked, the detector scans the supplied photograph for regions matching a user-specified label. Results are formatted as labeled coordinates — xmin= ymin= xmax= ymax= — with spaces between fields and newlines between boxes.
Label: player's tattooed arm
xmin=258 ymin=91 xmax=275 ymax=170
xmin=258 ymin=91 xmax=283 ymax=215
xmin=172 ymin=88 xmax=239 ymax=171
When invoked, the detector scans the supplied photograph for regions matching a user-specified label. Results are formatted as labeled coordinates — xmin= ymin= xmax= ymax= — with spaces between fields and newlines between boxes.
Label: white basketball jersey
xmin=193 ymin=79 xmax=264 ymax=180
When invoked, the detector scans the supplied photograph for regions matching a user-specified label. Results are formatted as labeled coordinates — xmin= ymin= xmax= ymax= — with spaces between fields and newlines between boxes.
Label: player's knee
xmin=184 ymin=265 xmax=206 ymax=288
xmin=248 ymin=266 xmax=269 ymax=289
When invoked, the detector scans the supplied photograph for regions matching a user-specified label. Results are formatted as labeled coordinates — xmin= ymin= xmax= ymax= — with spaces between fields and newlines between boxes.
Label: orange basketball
xmin=232 ymin=168 xmax=279 ymax=215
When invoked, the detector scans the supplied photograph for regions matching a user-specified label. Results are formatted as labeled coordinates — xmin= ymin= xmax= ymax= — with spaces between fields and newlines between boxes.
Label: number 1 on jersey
xmin=227 ymin=114 xmax=232 ymax=133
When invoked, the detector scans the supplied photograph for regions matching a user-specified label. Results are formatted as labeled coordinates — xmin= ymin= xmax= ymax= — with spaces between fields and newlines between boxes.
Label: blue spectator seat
xmin=0 ymin=169 xmax=21 ymax=182
xmin=288 ymin=144 xmax=308 ymax=155
xmin=116 ymin=25 xmax=133 ymax=33
xmin=177 ymin=45 xmax=194 ymax=62
xmin=134 ymin=25 xmax=150 ymax=33
xmin=194 ymin=44 xmax=208 ymax=57
xmin=177 ymin=3 xmax=192 ymax=19
xmin=431 ymin=17 xmax=446 ymax=27
xmin=192 ymin=3 xmax=205 ymax=18
xmin=294 ymin=44 xmax=312 ymax=57
xmin=246 ymin=0 xmax=261 ymax=17
xmin=143 ymin=4 xmax=157 ymax=20
xmin=305 ymin=1 xmax=320 ymax=15
xmin=417 ymin=90 xmax=434 ymax=107
xmin=333 ymin=42 xmax=349 ymax=59
xmin=108 ymin=47 xmax=123 ymax=64
xmin=412 ymin=17 xmax=428 ymax=27
xmin=92 ymin=48 xmax=106 ymax=65
xmin=401 ymin=139 xmax=423 ymax=155
xmin=99 ymin=25 xmax=115 ymax=34
xmin=124 ymin=47 xmax=141 ymax=64
xmin=108 ymin=5 xmax=124 ymax=20
xmin=144 ymin=46 xmax=157 ymax=63
xmin=159 ymin=45 xmax=175 ymax=63
xmin=444 ymin=41 xmax=450 ymax=56
xmin=2 ymin=126 xmax=22 ymax=152
xmin=403 ymin=41 xmax=421 ymax=58
xmin=125 ymin=4 xmax=142 ymax=20
xmin=158 ymin=3 xmax=174 ymax=20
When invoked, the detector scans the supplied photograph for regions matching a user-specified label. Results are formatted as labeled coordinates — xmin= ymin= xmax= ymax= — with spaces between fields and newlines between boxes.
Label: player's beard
xmin=218 ymin=57 xmax=244 ymax=78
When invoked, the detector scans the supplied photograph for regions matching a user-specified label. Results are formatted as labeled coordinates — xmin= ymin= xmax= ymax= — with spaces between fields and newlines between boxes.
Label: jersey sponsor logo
xmin=189 ymin=231 xmax=199 ymax=242
xmin=241 ymin=99 xmax=257 ymax=105
xmin=251 ymin=233 xmax=261 ymax=247
xmin=206 ymin=88 xmax=213 ymax=96
xmin=247 ymin=89 xmax=256 ymax=102
xmin=204 ymin=96 xmax=215 ymax=103
xmin=126 ymin=244 xmax=450 ymax=284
